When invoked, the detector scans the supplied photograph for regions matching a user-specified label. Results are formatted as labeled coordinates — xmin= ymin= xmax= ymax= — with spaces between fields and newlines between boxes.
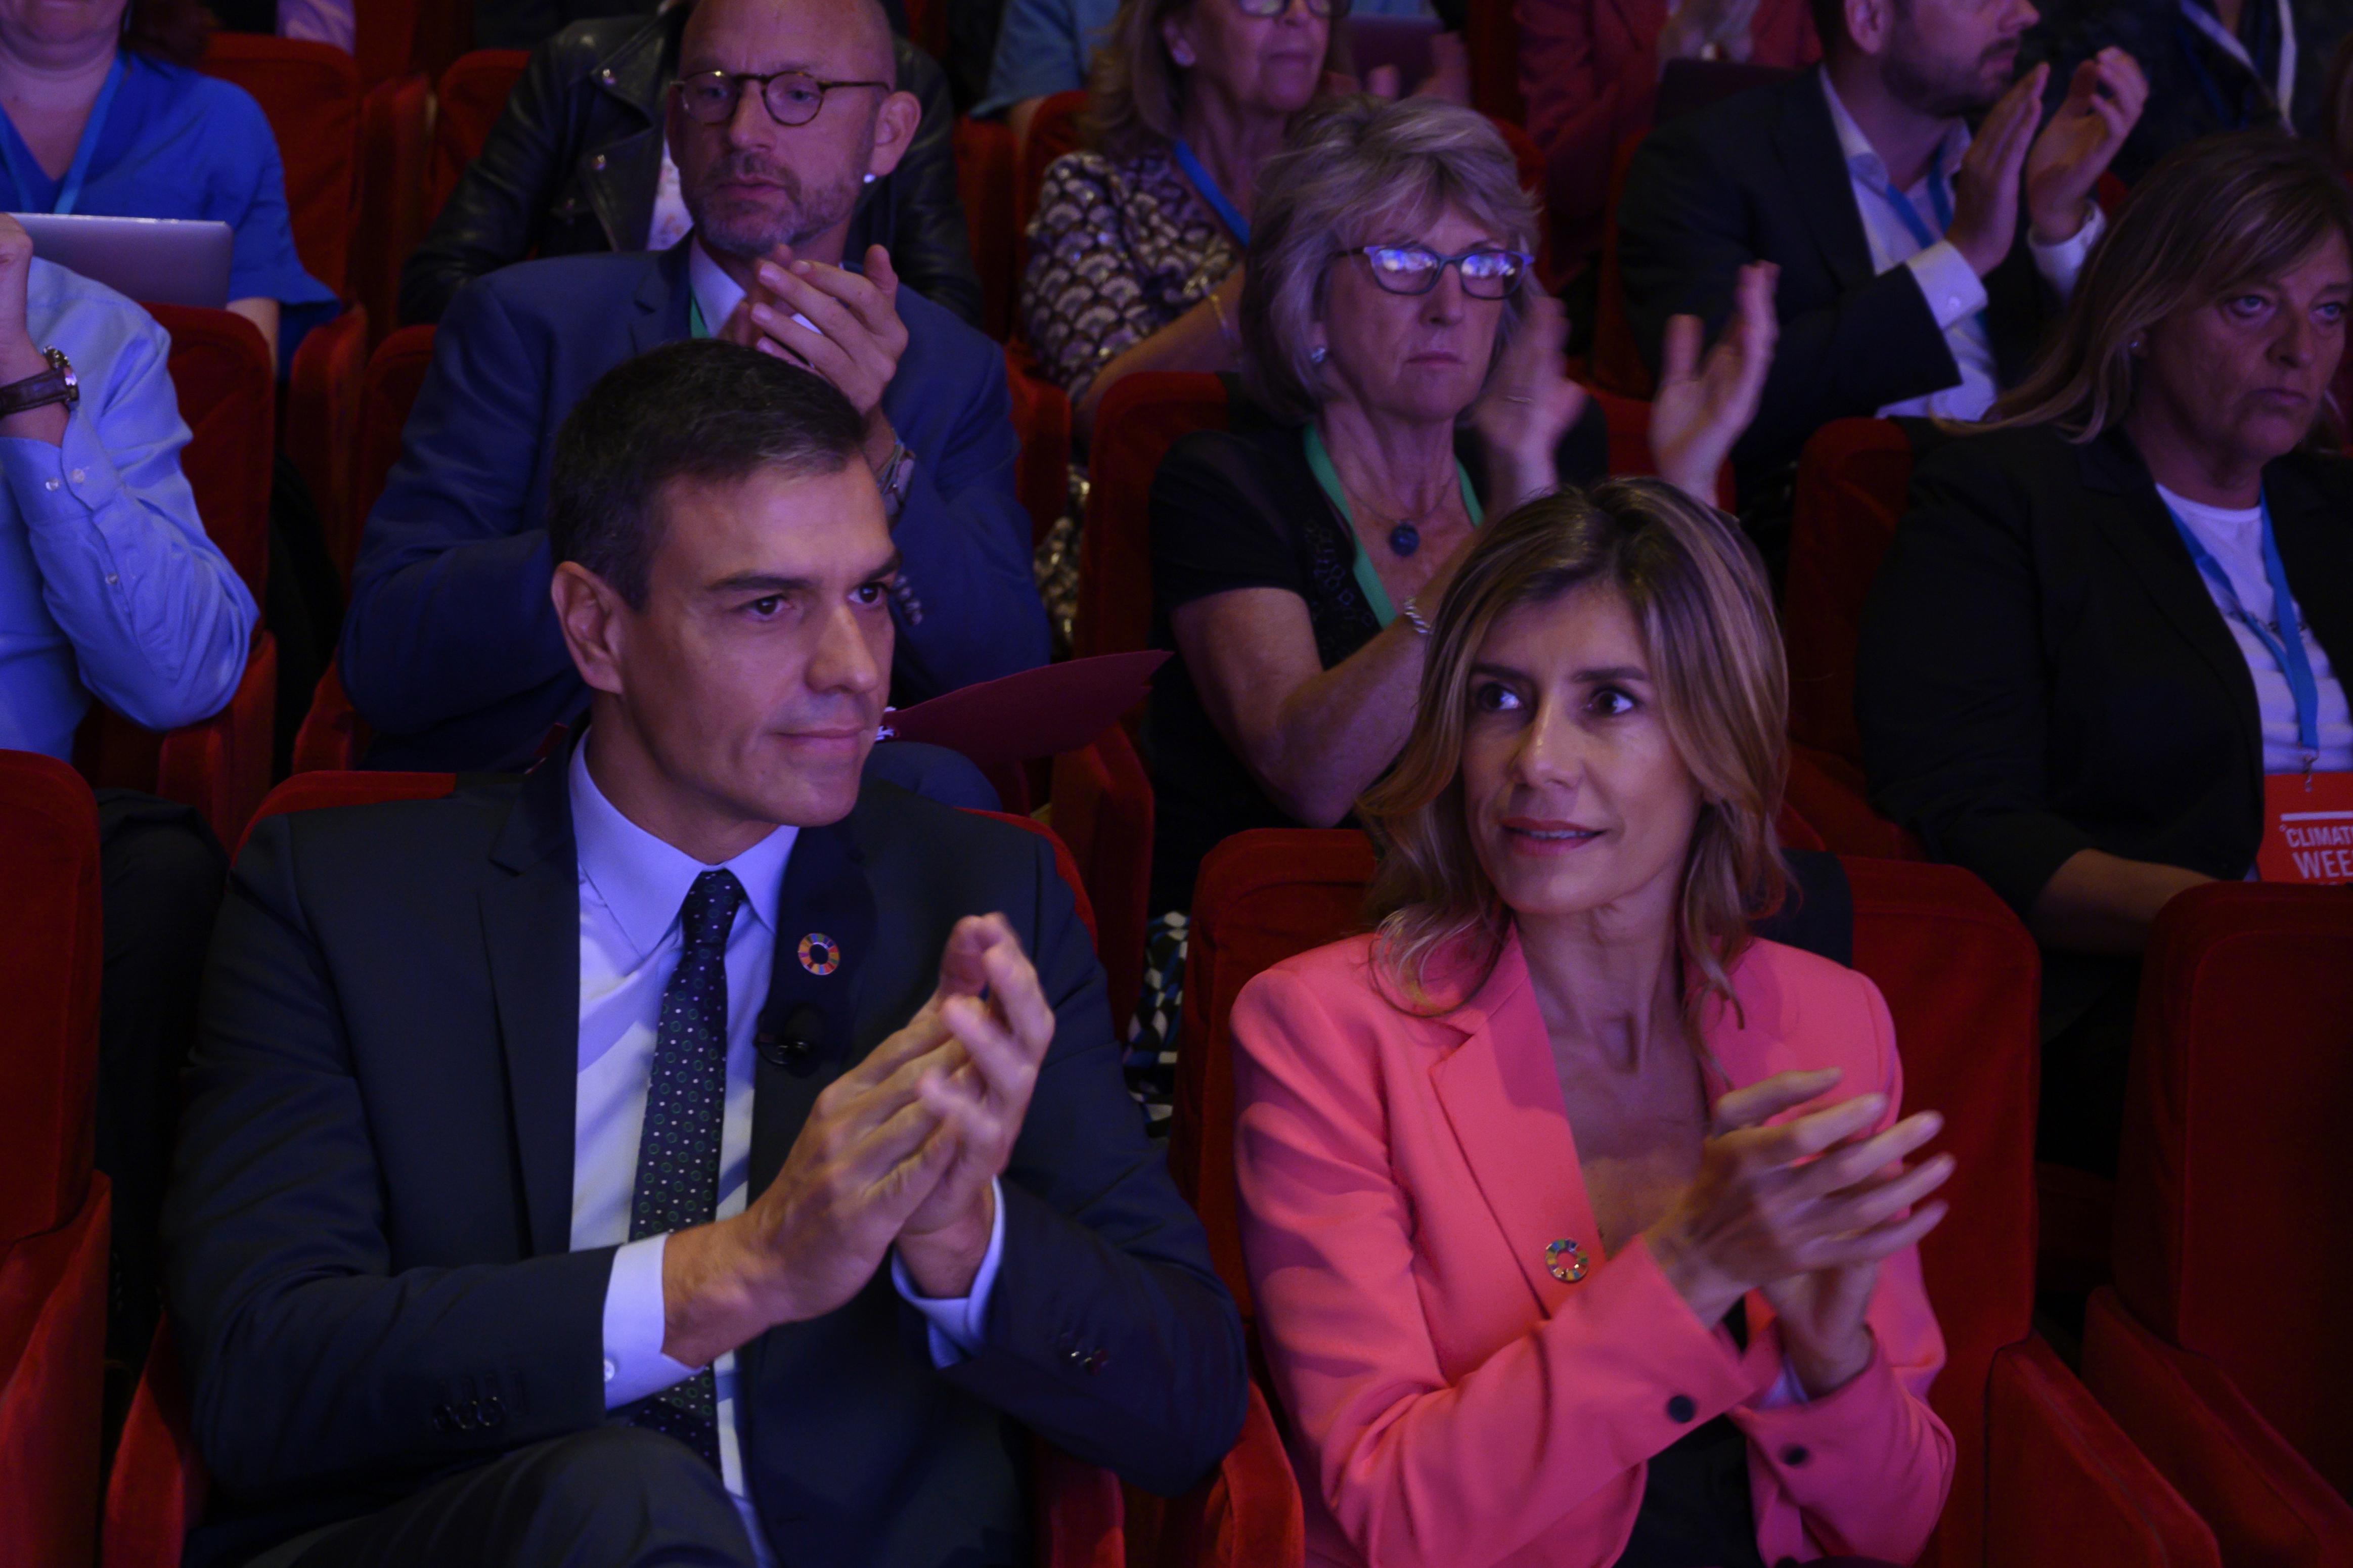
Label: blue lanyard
xmin=1873 ymin=157 xmax=1952 ymax=254
xmin=1172 ymin=139 xmax=1250 ymax=246
xmin=2167 ymin=494 xmax=2322 ymax=760
xmin=1 ymin=53 xmax=124 ymax=216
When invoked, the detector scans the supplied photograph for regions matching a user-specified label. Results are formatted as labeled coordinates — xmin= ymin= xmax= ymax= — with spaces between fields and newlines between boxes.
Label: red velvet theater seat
xmin=1786 ymin=417 xmax=1913 ymax=766
xmin=341 ymin=323 xmax=439 ymax=577
xmin=956 ymin=115 xmax=1019 ymax=341
xmin=1581 ymin=384 xmax=1737 ymax=510
xmin=2082 ymin=883 xmax=2353 ymax=1564
xmin=1008 ymin=344 xmax=1074 ymax=547
xmin=0 ymin=751 xmax=109 ymax=1568
xmin=1048 ymin=723 xmax=1156 ymax=1048
xmin=430 ymin=51 xmax=531 ymax=217
xmin=1075 ymin=372 xmax=1229 ymax=660
xmin=199 ymin=36 xmax=359 ymax=300
xmin=73 ymin=304 xmax=278 ymax=848
xmin=1170 ymin=831 xmax=2217 ymax=1568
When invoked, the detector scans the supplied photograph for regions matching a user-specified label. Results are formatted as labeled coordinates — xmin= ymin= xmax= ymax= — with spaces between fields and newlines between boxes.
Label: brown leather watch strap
xmin=0 ymin=348 xmax=77 ymax=420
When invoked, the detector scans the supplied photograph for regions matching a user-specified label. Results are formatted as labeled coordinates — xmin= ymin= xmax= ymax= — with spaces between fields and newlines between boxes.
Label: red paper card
xmin=880 ymin=651 xmax=1169 ymax=769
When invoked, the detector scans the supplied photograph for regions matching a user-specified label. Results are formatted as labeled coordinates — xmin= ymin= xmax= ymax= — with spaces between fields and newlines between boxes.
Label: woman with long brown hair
xmin=1857 ymin=130 xmax=2353 ymax=1175
xmin=1231 ymin=481 xmax=1955 ymax=1568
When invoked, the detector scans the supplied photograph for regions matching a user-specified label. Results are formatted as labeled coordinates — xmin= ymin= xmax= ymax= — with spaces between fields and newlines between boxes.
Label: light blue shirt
xmin=571 ymin=740 xmax=1005 ymax=1564
xmin=0 ymin=258 xmax=256 ymax=759
xmin=975 ymin=0 xmax=1436 ymax=116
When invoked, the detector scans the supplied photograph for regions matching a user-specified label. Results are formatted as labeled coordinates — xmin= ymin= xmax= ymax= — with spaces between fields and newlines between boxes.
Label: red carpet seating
xmin=72 ymin=305 xmax=278 ymax=847
xmin=430 ymin=50 xmax=531 ymax=216
xmin=0 ymin=752 xmax=110 ymax=1568
xmin=1169 ymin=829 xmax=2219 ymax=1568
xmin=2083 ymin=883 xmax=2353 ymax=1564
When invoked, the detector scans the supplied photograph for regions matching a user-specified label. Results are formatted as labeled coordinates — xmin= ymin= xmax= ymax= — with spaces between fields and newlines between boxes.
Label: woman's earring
xmin=863 ymin=172 xmax=877 ymax=185
xmin=1310 ymin=345 xmax=1328 ymax=365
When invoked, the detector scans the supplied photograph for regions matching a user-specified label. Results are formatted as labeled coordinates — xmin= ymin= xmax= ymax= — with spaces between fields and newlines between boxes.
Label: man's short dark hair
xmin=547 ymin=338 xmax=868 ymax=608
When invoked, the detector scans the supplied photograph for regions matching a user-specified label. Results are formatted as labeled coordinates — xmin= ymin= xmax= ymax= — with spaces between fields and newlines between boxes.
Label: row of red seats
xmin=12 ymin=751 xmax=2347 ymax=1565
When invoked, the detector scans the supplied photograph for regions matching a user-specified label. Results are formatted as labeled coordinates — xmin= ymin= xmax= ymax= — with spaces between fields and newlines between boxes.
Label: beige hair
xmin=1240 ymin=95 xmax=1537 ymax=424
xmin=1986 ymin=131 xmax=2353 ymax=441
xmin=1084 ymin=0 xmax=1351 ymax=163
xmin=1359 ymin=480 xmax=1791 ymax=1022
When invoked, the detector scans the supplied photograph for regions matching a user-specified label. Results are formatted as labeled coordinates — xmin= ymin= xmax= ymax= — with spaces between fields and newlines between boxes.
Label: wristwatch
xmin=0 ymin=347 xmax=77 ymax=419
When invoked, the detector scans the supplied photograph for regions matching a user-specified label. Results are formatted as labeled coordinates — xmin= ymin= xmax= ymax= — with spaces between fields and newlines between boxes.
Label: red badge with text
xmin=2257 ymin=772 xmax=2353 ymax=884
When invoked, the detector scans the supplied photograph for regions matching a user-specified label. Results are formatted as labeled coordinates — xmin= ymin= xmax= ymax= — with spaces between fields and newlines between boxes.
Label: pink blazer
xmin=1231 ymin=931 xmax=1952 ymax=1568
xmin=1516 ymin=0 xmax=1820 ymax=267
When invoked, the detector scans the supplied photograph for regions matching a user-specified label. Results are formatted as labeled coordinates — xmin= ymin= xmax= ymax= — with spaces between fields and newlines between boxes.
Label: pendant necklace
xmin=1387 ymin=518 xmax=1422 ymax=557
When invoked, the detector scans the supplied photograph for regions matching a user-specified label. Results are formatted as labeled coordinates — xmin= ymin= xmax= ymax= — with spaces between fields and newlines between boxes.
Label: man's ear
xmin=1845 ymin=0 xmax=1896 ymax=56
xmin=552 ymin=561 xmax=632 ymax=699
xmin=867 ymin=89 xmax=922 ymax=181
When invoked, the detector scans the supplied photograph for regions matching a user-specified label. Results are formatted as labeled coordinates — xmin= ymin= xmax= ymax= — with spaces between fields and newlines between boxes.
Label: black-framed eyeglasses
xmin=1231 ymin=0 xmax=1351 ymax=16
xmin=672 ymin=69 xmax=892 ymax=128
xmin=1350 ymin=244 xmax=1534 ymax=298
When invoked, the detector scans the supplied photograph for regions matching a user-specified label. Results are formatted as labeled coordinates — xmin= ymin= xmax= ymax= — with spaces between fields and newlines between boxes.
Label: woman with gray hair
xmin=1124 ymin=96 xmax=1774 ymax=1118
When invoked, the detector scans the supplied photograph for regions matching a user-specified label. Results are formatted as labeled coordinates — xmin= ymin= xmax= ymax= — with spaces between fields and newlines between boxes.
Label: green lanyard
xmin=1302 ymin=425 xmax=1483 ymax=628
xmin=687 ymin=295 xmax=710 ymax=339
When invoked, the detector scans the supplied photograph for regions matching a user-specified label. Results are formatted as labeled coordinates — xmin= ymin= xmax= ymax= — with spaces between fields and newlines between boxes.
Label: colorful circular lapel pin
xmin=1546 ymin=1238 xmax=1589 ymax=1283
xmin=797 ymin=933 xmax=841 ymax=976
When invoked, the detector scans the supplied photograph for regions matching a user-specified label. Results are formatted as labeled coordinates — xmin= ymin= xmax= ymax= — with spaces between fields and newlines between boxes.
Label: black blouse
xmin=1142 ymin=389 xmax=1607 ymax=913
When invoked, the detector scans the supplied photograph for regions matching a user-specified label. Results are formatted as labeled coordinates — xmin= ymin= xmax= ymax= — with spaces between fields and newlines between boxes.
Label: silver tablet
xmin=12 ymin=212 xmax=234 ymax=308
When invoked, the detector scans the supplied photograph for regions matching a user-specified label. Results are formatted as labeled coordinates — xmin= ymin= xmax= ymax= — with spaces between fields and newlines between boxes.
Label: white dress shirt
xmin=1817 ymin=70 xmax=2105 ymax=422
xmin=2156 ymin=485 xmax=2353 ymax=775
xmin=570 ymin=739 xmax=1006 ymax=1563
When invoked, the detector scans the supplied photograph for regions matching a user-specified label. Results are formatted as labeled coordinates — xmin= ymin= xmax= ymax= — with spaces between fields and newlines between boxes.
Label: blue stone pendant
xmin=1388 ymin=520 xmax=1420 ymax=557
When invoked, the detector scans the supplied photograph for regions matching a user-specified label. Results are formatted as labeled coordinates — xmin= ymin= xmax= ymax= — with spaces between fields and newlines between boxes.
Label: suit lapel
xmin=1772 ymin=74 xmax=1876 ymax=292
xmin=2081 ymin=430 xmax=2266 ymax=765
xmin=631 ymin=241 xmax=694 ymax=356
xmin=1426 ymin=937 xmax=1602 ymax=1314
xmin=481 ymin=754 xmax=583 ymax=1258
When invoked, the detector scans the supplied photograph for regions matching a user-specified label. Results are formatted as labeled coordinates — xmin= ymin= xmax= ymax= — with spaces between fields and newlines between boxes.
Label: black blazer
xmin=1855 ymin=421 xmax=2353 ymax=919
xmin=162 ymin=755 xmax=1247 ymax=1568
xmin=1616 ymin=72 xmax=2057 ymax=500
xmin=400 ymin=8 xmax=983 ymax=329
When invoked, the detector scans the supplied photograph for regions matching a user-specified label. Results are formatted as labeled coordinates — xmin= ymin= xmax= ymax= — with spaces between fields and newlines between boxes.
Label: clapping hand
xmin=723 ymin=242 xmax=911 ymax=469
xmin=1471 ymin=292 xmax=1591 ymax=513
xmin=2026 ymin=49 xmax=2147 ymax=244
xmin=1647 ymin=1068 xmax=1952 ymax=1397
xmin=1650 ymin=260 xmax=1778 ymax=506
xmin=893 ymin=915 xmax=1058 ymax=1298
xmin=1946 ymin=66 xmax=2046 ymax=277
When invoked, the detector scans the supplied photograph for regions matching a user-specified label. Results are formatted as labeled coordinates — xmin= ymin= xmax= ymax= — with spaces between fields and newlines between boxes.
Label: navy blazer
xmin=340 ymin=244 xmax=1050 ymax=772
xmin=1617 ymin=72 xmax=2057 ymax=501
xmin=162 ymin=759 xmax=1246 ymax=1568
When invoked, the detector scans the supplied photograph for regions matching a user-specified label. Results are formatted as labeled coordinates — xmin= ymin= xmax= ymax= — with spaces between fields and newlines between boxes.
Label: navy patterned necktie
xmin=615 ymin=868 xmax=746 ymax=1471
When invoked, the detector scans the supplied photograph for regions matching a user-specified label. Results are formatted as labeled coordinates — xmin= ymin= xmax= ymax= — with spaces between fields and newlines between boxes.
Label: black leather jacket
xmin=399 ymin=8 xmax=982 ymax=328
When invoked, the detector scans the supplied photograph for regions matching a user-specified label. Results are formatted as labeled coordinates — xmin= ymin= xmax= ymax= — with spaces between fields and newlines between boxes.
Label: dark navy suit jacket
xmin=162 ymin=756 xmax=1247 ymax=1568
xmin=340 ymin=244 xmax=1050 ymax=771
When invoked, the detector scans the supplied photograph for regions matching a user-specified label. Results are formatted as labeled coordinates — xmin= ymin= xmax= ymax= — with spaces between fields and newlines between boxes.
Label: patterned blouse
xmin=1020 ymin=146 xmax=1241 ymax=402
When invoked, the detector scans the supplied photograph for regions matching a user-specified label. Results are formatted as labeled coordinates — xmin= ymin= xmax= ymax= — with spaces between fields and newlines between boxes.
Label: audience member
xmin=1133 ymin=97 xmax=1774 ymax=1119
xmin=1233 ymin=480 xmax=1954 ymax=1568
xmin=1615 ymin=0 xmax=2145 ymax=536
xmin=1517 ymin=0 xmax=1821 ymax=273
xmin=978 ymin=0 xmax=1435 ymax=142
xmin=1020 ymin=0 xmax=1336 ymax=427
xmin=402 ymin=2 xmax=985 ymax=330
xmin=0 ymin=217 xmax=253 ymax=1376
xmin=1858 ymin=131 xmax=2353 ymax=1175
xmin=0 ymin=0 xmax=337 ymax=369
xmin=2027 ymin=0 xmax=2353 ymax=182
xmin=342 ymin=0 xmax=1048 ymax=773
xmin=164 ymin=337 xmax=1246 ymax=1568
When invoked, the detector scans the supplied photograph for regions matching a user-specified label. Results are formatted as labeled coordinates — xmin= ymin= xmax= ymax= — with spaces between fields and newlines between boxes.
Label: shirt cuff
xmin=1902 ymin=242 xmax=1988 ymax=331
xmin=601 ymin=1234 xmax=701 ymax=1409
xmin=890 ymin=1178 xmax=1008 ymax=1368
xmin=0 ymin=412 xmax=126 ymax=527
xmin=2029 ymin=202 xmax=2106 ymax=298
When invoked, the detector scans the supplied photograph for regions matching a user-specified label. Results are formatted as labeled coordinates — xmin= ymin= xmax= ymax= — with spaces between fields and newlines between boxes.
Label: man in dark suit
xmin=1615 ymin=0 xmax=2148 ymax=527
xmin=342 ymin=0 xmax=1048 ymax=773
xmin=164 ymin=340 xmax=1248 ymax=1568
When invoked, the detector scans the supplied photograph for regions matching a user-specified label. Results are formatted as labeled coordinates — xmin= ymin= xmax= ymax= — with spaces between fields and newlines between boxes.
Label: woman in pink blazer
xmin=1516 ymin=0 xmax=1819 ymax=270
xmin=1231 ymin=480 xmax=1956 ymax=1568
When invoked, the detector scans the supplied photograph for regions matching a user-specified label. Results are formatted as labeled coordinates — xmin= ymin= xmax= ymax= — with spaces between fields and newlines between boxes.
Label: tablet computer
xmin=12 ymin=213 xmax=234 ymax=308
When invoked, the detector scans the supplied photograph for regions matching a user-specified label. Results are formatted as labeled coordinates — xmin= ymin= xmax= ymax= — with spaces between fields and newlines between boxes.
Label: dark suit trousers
xmin=250 ymin=1428 xmax=753 ymax=1568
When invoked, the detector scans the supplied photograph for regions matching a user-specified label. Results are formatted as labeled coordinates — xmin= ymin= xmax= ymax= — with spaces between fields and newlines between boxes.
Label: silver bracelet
xmin=1399 ymin=595 xmax=1433 ymax=637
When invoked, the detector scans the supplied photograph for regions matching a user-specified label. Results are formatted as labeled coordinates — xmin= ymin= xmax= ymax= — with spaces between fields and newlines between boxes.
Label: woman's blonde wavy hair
xmin=1358 ymin=480 xmax=1791 ymax=1022
xmin=1083 ymin=0 xmax=1352 ymax=163
xmin=1984 ymin=131 xmax=2353 ymax=441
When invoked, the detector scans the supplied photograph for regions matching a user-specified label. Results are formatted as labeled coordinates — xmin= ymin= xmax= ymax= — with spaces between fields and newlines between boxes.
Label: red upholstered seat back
xmin=967 ymin=811 xmax=1098 ymax=950
xmin=431 ymin=51 xmax=529 ymax=216
xmin=1075 ymin=372 xmax=1228 ymax=659
xmin=1787 ymin=418 xmax=1914 ymax=766
xmin=1463 ymin=0 xmax=1527 ymax=122
xmin=1048 ymin=724 xmax=1156 ymax=1045
xmin=346 ymin=324 xmax=439 ymax=572
xmin=1017 ymin=91 xmax=1090 ymax=262
xmin=0 ymin=751 xmax=103 ymax=1246
xmin=1592 ymin=134 xmax=1652 ymax=398
xmin=1582 ymin=385 xmax=1737 ymax=510
xmin=199 ymin=36 xmax=359 ymax=299
xmin=2112 ymin=883 xmax=2353 ymax=1496
xmin=956 ymin=116 xmax=1018 ymax=341
xmin=1170 ymin=834 xmax=2040 ymax=1568
xmin=238 ymin=770 xmax=460 ymax=857
xmin=1006 ymin=343 xmax=1072 ymax=546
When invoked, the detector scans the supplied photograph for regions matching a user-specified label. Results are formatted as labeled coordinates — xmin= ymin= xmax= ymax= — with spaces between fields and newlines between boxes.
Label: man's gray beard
xmin=690 ymin=175 xmax=860 ymax=259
